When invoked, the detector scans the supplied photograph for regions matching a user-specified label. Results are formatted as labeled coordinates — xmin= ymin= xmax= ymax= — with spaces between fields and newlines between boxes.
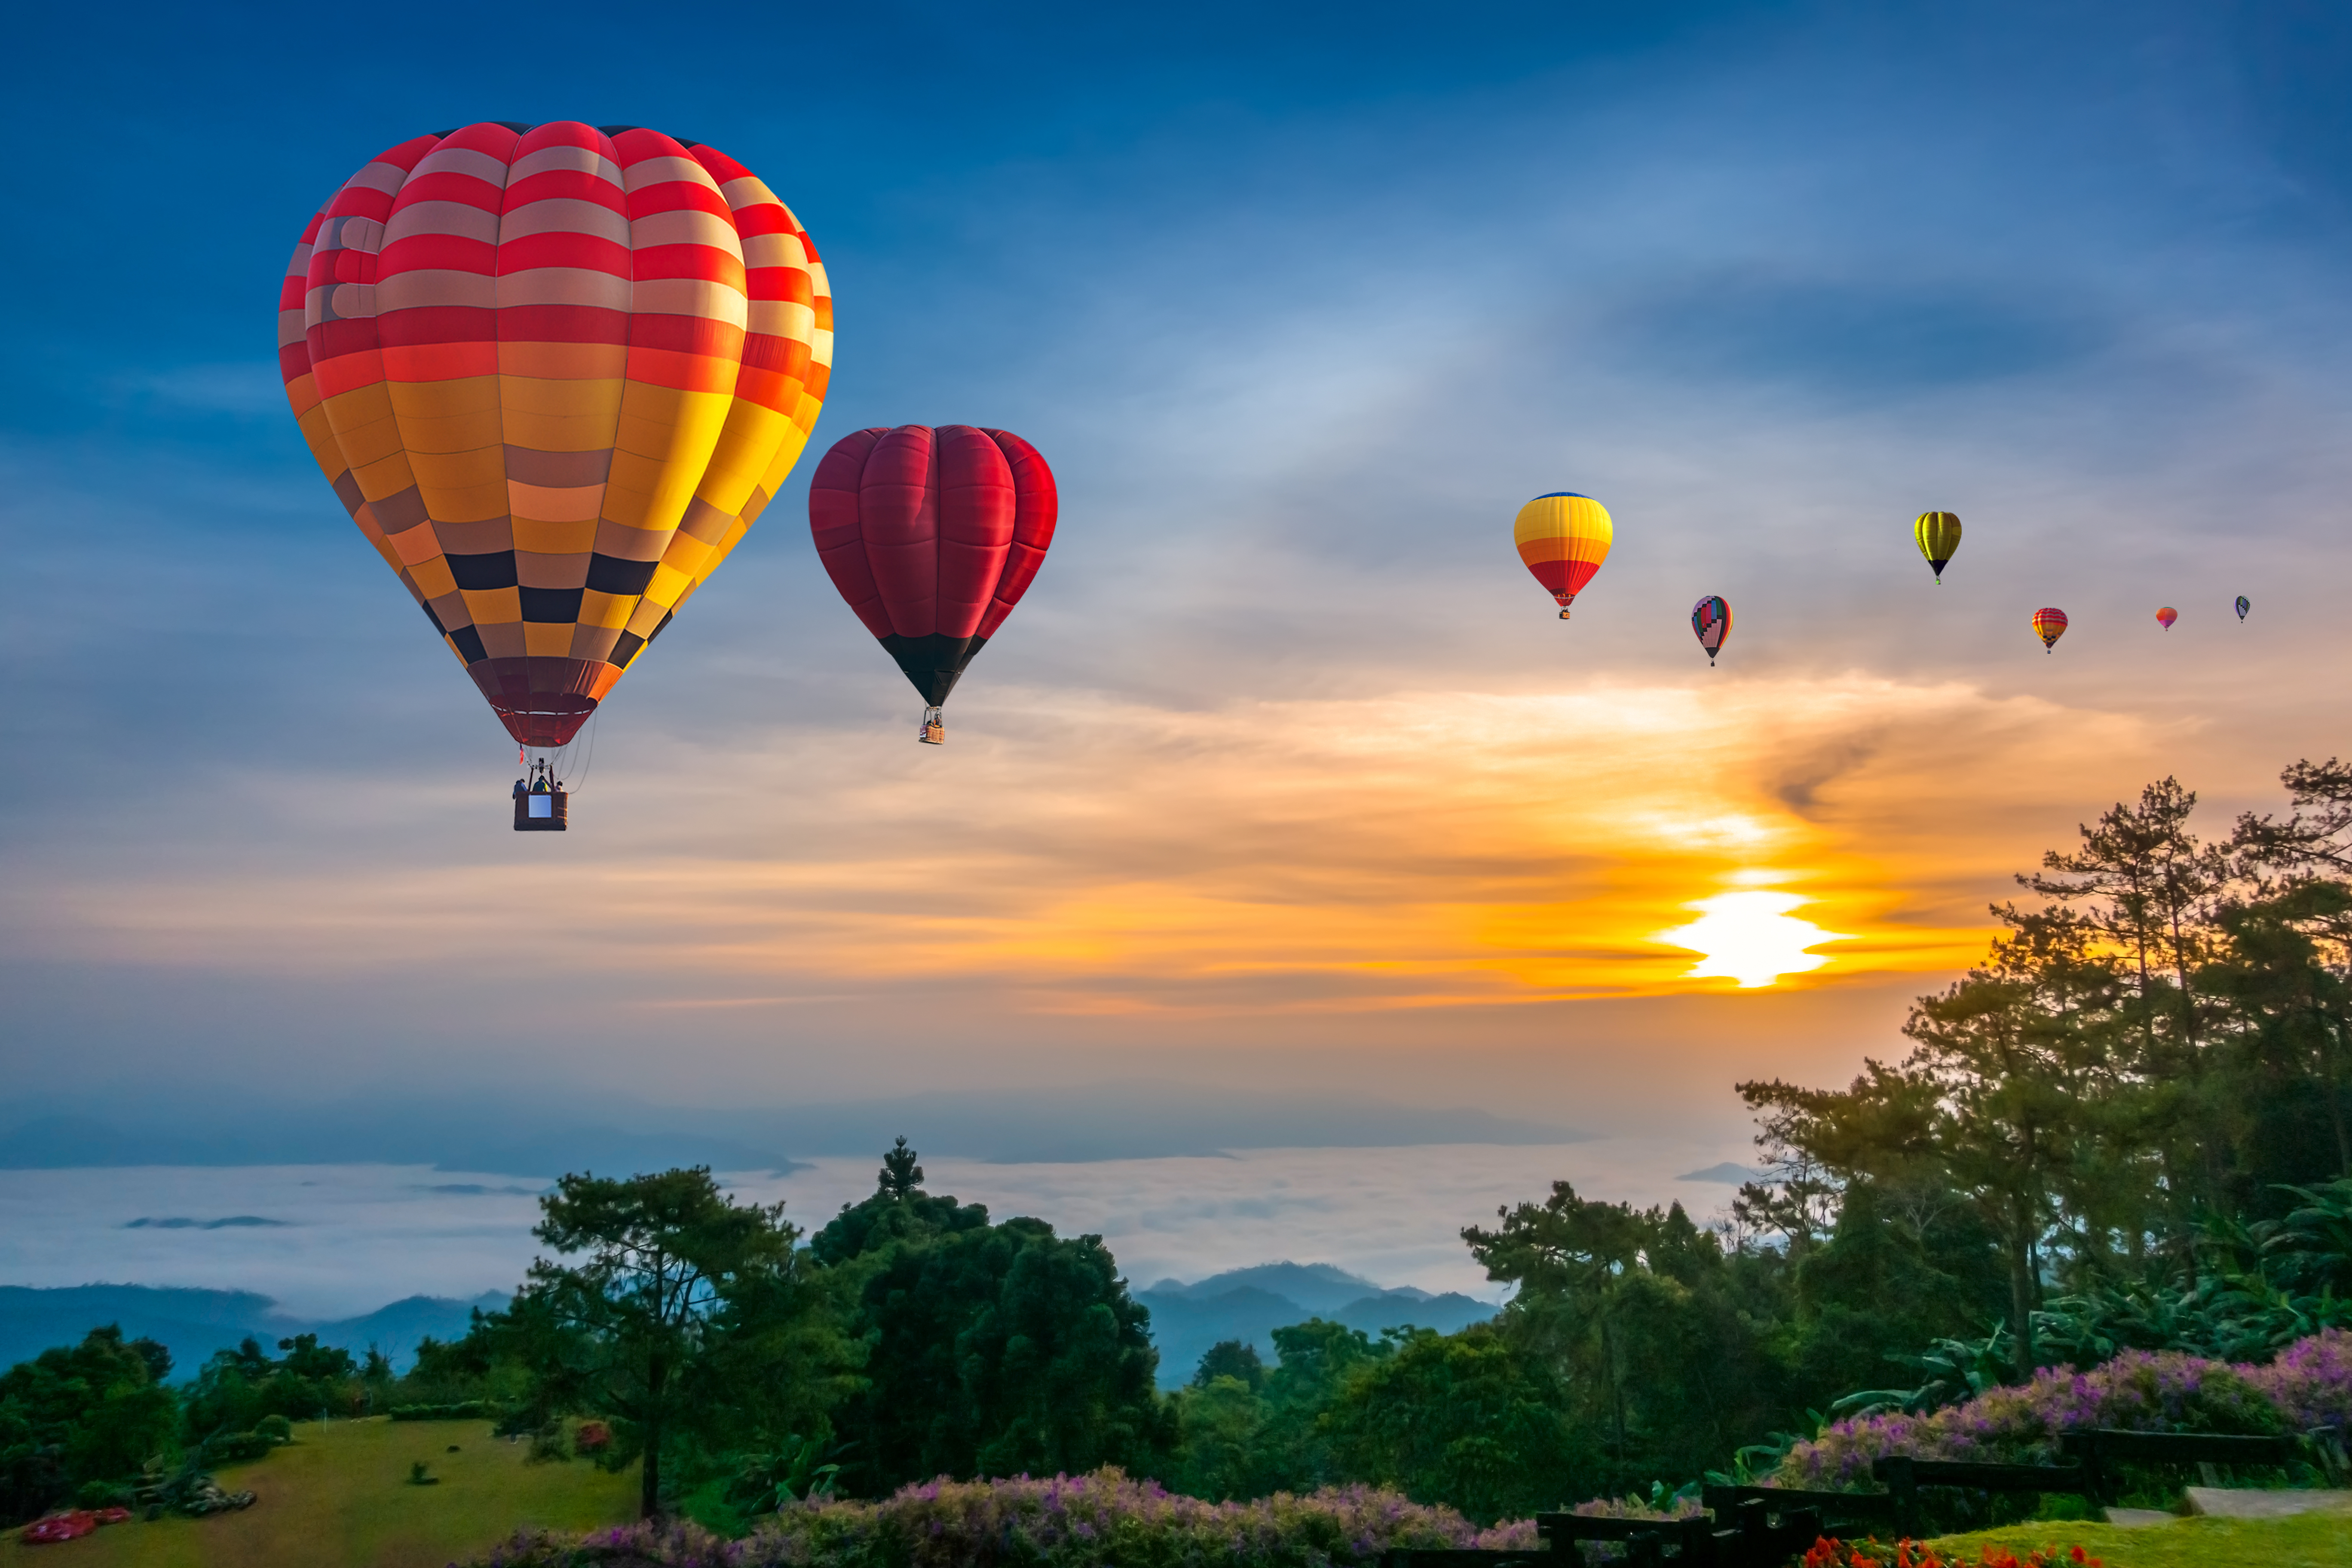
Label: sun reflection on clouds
xmin=1654 ymin=889 xmax=1851 ymax=989
xmin=18 ymin=673 xmax=2159 ymax=1021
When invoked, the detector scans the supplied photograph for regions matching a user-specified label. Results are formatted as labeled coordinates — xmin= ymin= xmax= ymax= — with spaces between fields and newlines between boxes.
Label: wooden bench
xmin=1535 ymin=1498 xmax=1847 ymax=1567
xmin=1536 ymin=1511 xmax=1719 ymax=1565
xmin=2058 ymin=1427 xmax=2345 ymax=1504
xmin=1871 ymin=1455 xmax=2085 ymax=1534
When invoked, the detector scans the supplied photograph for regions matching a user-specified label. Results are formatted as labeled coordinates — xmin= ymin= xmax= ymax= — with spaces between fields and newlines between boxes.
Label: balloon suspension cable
xmin=919 ymin=706 xmax=946 ymax=746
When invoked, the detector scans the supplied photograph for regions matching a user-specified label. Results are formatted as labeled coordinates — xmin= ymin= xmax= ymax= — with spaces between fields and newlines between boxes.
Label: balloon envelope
xmin=1914 ymin=511 xmax=1962 ymax=581
xmin=1514 ymin=493 xmax=1612 ymax=615
xmin=1691 ymin=594 xmax=1731 ymax=662
xmin=2033 ymin=607 xmax=2069 ymax=650
xmin=2156 ymin=607 xmax=2177 ymax=629
xmin=2236 ymin=595 xmax=2251 ymax=621
xmin=808 ymin=426 xmax=1058 ymax=706
xmin=279 ymin=122 xmax=832 ymax=746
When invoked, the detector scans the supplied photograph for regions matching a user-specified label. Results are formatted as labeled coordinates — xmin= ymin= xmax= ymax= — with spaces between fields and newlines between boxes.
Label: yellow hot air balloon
xmin=1915 ymin=511 xmax=1962 ymax=582
xmin=1514 ymin=493 xmax=1613 ymax=618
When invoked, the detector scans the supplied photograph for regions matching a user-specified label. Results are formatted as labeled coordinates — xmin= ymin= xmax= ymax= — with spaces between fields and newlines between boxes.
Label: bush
xmin=391 ymin=1400 xmax=488 ymax=1422
xmin=466 ymin=1467 xmax=1535 ymax=1566
xmin=200 ymin=1431 xmax=271 ymax=1465
xmin=73 ymin=1480 xmax=132 ymax=1509
xmin=1776 ymin=1329 xmax=2351 ymax=1488
xmin=255 ymin=1415 xmax=293 ymax=1445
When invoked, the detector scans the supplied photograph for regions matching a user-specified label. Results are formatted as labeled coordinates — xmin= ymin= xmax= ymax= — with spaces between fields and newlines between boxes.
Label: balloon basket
xmin=1557 ymin=608 xmax=1572 ymax=620
xmin=514 ymin=789 xmax=569 ymax=830
xmin=514 ymin=759 xmax=569 ymax=831
xmin=919 ymin=707 xmax=946 ymax=746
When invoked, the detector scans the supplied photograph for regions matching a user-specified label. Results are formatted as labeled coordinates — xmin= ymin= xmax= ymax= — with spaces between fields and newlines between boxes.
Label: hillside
xmin=1138 ymin=1262 xmax=1498 ymax=1386
xmin=0 ymin=1416 xmax=633 ymax=1568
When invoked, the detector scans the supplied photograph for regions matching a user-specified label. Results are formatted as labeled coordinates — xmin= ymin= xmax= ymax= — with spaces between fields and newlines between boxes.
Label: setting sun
xmin=1655 ymin=890 xmax=1850 ymax=989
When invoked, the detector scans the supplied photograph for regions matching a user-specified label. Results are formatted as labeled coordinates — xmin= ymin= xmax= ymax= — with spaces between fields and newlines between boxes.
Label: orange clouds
xmin=17 ymin=670 xmax=2177 ymax=1030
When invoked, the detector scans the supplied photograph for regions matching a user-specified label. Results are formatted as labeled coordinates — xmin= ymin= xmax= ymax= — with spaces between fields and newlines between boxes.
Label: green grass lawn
xmin=0 ymin=1417 xmax=636 ymax=1568
xmin=1921 ymin=1507 xmax=2352 ymax=1567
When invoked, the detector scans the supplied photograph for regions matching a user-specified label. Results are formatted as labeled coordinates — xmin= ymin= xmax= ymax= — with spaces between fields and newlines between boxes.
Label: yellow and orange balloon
xmin=278 ymin=121 xmax=832 ymax=746
xmin=1514 ymin=493 xmax=1613 ymax=619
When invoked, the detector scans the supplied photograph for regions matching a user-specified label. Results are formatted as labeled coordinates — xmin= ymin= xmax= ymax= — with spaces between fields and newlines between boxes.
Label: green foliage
xmin=1194 ymin=1339 xmax=1268 ymax=1392
xmin=1463 ymin=1182 xmax=1785 ymax=1498
xmin=182 ymin=1331 xmax=370 ymax=1438
xmin=497 ymin=1165 xmax=855 ymax=1520
xmin=814 ymin=1150 xmax=1169 ymax=1495
xmin=1320 ymin=1323 xmax=1590 ymax=1524
xmin=0 ymin=1324 xmax=179 ymax=1526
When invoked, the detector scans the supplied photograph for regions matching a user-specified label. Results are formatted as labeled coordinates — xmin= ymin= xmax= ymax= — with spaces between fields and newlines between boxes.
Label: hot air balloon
xmin=2237 ymin=595 xmax=2251 ymax=621
xmin=1514 ymin=493 xmax=1612 ymax=618
xmin=1691 ymin=595 xmax=1731 ymax=665
xmin=278 ymin=122 xmax=832 ymax=824
xmin=808 ymin=426 xmax=1057 ymax=743
xmin=2156 ymin=607 xmax=2177 ymax=630
xmin=2033 ymin=607 xmax=2068 ymax=652
xmin=1914 ymin=511 xmax=1962 ymax=583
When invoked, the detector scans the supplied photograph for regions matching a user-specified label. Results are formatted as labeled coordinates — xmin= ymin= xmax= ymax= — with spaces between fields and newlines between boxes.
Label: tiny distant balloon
xmin=2033 ymin=607 xmax=2068 ymax=652
xmin=1691 ymin=595 xmax=1732 ymax=665
xmin=2236 ymin=595 xmax=2251 ymax=621
xmin=2156 ymin=607 xmax=2177 ymax=630
xmin=1514 ymin=493 xmax=1612 ymax=619
xmin=1914 ymin=511 xmax=1962 ymax=583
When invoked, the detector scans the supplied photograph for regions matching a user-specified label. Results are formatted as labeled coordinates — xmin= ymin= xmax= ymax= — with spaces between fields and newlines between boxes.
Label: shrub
xmin=200 ymin=1431 xmax=271 ymax=1465
xmin=466 ymin=1467 xmax=1536 ymax=1566
xmin=255 ymin=1415 xmax=293 ymax=1444
xmin=391 ymin=1400 xmax=488 ymax=1421
xmin=575 ymin=1421 xmax=612 ymax=1454
xmin=1776 ymin=1329 xmax=2350 ymax=1489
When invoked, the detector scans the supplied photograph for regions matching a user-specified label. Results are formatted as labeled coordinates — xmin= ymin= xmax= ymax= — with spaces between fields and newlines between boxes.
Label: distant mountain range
xmin=0 ymin=1284 xmax=508 ymax=1380
xmin=1136 ymin=1262 xmax=1498 ymax=1388
xmin=5 ymin=1263 xmax=1497 ymax=1391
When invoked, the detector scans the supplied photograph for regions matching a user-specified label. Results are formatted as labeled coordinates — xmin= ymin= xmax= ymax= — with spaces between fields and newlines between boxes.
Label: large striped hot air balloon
xmin=278 ymin=122 xmax=833 ymax=764
xmin=1691 ymin=595 xmax=1731 ymax=665
xmin=1914 ymin=511 xmax=1962 ymax=582
xmin=1514 ymin=493 xmax=1612 ymax=619
xmin=2033 ymin=607 xmax=2068 ymax=652
xmin=808 ymin=426 xmax=1058 ymax=744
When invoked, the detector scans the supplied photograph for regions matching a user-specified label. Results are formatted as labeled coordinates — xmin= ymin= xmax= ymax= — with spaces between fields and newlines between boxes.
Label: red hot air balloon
xmin=2156 ymin=606 xmax=2178 ymax=630
xmin=809 ymin=426 xmax=1057 ymax=742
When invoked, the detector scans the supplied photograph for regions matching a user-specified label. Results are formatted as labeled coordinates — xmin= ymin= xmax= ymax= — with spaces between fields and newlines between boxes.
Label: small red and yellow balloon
xmin=2033 ymin=607 xmax=2068 ymax=652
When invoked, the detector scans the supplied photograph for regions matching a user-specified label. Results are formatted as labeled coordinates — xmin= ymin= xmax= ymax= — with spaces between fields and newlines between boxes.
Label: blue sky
xmin=4 ymin=1 xmax=2351 ymax=1145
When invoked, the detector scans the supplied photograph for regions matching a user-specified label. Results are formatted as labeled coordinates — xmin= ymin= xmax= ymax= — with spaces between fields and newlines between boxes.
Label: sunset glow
xmin=1654 ymin=891 xmax=1849 ymax=989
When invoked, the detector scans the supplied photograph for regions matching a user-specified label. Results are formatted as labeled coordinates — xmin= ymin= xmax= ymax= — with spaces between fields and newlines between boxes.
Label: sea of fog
xmin=0 ymin=1136 xmax=1755 ymax=1319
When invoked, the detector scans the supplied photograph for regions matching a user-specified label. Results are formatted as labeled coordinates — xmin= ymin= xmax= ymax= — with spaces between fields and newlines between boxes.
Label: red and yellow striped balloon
xmin=278 ymin=122 xmax=833 ymax=746
xmin=1513 ymin=493 xmax=1612 ymax=619
xmin=2032 ymin=607 xmax=2068 ymax=652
